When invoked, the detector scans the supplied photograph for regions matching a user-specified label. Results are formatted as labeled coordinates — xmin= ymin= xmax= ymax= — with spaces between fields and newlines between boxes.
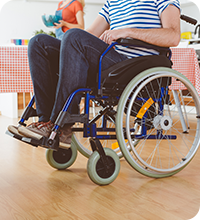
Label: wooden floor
xmin=0 ymin=115 xmax=200 ymax=220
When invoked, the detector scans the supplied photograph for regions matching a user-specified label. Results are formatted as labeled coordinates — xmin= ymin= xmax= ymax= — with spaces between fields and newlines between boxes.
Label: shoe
xmin=18 ymin=121 xmax=72 ymax=148
xmin=7 ymin=125 xmax=26 ymax=137
xmin=59 ymin=124 xmax=72 ymax=148
xmin=18 ymin=121 xmax=54 ymax=140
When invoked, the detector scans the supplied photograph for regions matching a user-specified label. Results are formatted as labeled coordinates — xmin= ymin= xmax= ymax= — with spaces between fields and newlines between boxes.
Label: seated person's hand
xmin=100 ymin=29 xmax=126 ymax=45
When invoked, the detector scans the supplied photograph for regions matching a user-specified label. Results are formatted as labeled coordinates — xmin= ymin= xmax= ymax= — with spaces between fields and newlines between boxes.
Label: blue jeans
xmin=28 ymin=28 xmax=127 ymax=123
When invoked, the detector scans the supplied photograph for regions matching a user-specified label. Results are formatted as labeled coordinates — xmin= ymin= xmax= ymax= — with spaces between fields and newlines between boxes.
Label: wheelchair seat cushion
xmin=101 ymin=55 xmax=172 ymax=89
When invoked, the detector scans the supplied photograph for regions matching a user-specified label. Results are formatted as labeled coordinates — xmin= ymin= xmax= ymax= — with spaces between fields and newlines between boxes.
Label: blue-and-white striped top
xmin=99 ymin=0 xmax=180 ymax=58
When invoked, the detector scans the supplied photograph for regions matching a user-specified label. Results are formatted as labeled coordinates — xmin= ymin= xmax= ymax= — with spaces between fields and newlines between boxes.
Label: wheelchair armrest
xmin=116 ymin=38 xmax=171 ymax=56
xmin=97 ymin=38 xmax=171 ymax=96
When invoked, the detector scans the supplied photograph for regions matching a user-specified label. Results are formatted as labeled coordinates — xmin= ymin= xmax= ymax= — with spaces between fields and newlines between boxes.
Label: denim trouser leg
xmin=28 ymin=29 xmax=127 ymax=123
xmin=50 ymin=29 xmax=127 ymax=122
xmin=28 ymin=34 xmax=61 ymax=122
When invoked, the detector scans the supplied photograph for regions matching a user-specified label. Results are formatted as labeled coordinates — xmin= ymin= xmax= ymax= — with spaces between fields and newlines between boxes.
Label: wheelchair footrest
xmin=6 ymin=128 xmax=59 ymax=150
xmin=6 ymin=129 xmax=39 ymax=147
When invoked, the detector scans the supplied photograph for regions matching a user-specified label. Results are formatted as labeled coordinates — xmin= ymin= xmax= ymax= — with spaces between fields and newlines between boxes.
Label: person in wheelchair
xmin=17 ymin=0 xmax=181 ymax=147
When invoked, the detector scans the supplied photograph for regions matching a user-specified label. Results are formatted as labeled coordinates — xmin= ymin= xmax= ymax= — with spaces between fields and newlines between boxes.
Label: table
xmin=0 ymin=46 xmax=199 ymax=94
xmin=171 ymin=47 xmax=200 ymax=95
xmin=0 ymin=46 xmax=199 ymax=120
xmin=0 ymin=46 xmax=33 ymax=93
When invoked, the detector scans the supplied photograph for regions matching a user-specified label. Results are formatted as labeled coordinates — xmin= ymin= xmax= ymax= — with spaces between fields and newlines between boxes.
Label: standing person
xmin=54 ymin=0 xmax=85 ymax=40
xmin=17 ymin=0 xmax=181 ymax=148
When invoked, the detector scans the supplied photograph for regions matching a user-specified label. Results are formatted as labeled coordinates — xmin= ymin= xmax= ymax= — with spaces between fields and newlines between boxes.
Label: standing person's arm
xmin=99 ymin=5 xmax=181 ymax=47
xmin=54 ymin=10 xmax=84 ymax=30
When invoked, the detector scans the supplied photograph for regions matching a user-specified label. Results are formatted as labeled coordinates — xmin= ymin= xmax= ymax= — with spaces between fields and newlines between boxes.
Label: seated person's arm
xmin=99 ymin=5 xmax=181 ymax=48
xmin=87 ymin=15 xmax=110 ymax=38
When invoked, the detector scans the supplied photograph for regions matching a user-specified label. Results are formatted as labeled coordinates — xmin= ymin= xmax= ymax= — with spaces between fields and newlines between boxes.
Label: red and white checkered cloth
xmin=171 ymin=47 xmax=200 ymax=95
xmin=0 ymin=46 xmax=33 ymax=93
xmin=0 ymin=46 xmax=200 ymax=95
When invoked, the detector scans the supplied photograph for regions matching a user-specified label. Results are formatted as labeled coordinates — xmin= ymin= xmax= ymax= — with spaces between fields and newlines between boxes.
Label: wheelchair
xmin=7 ymin=15 xmax=200 ymax=186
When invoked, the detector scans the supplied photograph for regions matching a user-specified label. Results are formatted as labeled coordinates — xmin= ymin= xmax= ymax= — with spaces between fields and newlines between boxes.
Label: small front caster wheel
xmin=87 ymin=148 xmax=120 ymax=185
xmin=46 ymin=142 xmax=77 ymax=170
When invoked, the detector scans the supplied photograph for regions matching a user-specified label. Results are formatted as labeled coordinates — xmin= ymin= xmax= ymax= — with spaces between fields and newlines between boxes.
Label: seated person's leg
xmin=28 ymin=34 xmax=61 ymax=123
xmin=18 ymin=29 xmax=128 ymax=147
xmin=50 ymin=29 xmax=127 ymax=123
xmin=17 ymin=34 xmax=60 ymax=139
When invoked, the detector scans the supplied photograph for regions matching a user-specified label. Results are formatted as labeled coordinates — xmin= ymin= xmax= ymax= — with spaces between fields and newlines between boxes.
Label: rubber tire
xmin=87 ymin=148 xmax=120 ymax=185
xmin=116 ymin=67 xmax=200 ymax=178
xmin=46 ymin=141 xmax=77 ymax=170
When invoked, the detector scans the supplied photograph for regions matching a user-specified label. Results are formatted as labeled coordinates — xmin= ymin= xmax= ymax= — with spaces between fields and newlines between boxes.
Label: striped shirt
xmin=99 ymin=0 xmax=180 ymax=58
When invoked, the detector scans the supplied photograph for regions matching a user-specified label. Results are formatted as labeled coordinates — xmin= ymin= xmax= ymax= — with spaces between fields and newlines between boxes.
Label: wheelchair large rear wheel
xmin=116 ymin=67 xmax=200 ymax=178
xmin=73 ymin=102 xmax=123 ymax=158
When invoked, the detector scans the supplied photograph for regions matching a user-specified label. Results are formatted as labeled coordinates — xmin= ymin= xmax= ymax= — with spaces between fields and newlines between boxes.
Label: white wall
xmin=0 ymin=94 xmax=18 ymax=118
xmin=180 ymin=1 xmax=200 ymax=34
xmin=0 ymin=0 xmax=103 ymax=118
xmin=0 ymin=0 xmax=103 ymax=45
